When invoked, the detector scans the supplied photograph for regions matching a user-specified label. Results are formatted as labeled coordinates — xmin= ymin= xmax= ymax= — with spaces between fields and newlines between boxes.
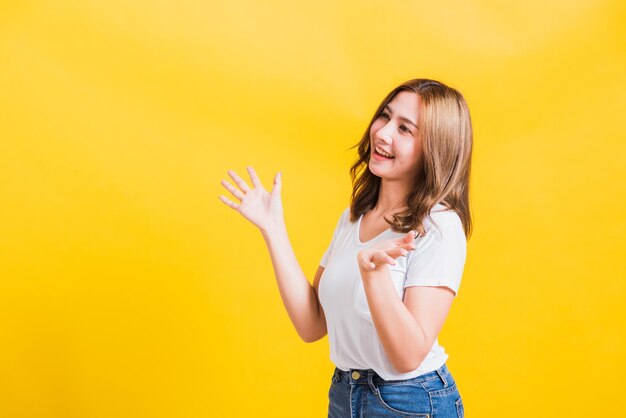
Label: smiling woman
xmin=218 ymin=78 xmax=473 ymax=418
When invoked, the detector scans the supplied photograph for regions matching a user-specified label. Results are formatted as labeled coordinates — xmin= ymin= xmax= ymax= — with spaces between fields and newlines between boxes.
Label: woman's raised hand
xmin=357 ymin=231 xmax=418 ymax=272
xmin=219 ymin=166 xmax=284 ymax=233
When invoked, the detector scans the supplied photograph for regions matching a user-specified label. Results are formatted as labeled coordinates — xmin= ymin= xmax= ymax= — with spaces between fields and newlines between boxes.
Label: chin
xmin=367 ymin=162 xmax=384 ymax=178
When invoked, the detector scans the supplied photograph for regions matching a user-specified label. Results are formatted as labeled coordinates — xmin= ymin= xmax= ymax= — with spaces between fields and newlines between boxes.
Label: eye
xmin=380 ymin=112 xmax=411 ymax=134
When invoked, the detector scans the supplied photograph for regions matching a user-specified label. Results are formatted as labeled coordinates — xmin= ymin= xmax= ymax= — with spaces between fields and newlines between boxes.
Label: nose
xmin=374 ymin=132 xmax=392 ymax=146
xmin=375 ymin=121 xmax=395 ymax=144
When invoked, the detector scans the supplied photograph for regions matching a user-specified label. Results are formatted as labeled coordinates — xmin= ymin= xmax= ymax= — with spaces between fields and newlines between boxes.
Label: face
xmin=368 ymin=90 xmax=423 ymax=182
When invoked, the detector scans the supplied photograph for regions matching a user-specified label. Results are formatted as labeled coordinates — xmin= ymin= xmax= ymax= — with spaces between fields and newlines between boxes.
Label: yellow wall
xmin=1 ymin=1 xmax=624 ymax=416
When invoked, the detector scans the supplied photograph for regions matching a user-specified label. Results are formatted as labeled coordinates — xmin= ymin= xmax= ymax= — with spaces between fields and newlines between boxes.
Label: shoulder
xmin=408 ymin=205 xmax=466 ymax=263
xmin=328 ymin=206 xmax=351 ymax=233
xmin=422 ymin=204 xmax=463 ymax=237
xmin=338 ymin=206 xmax=351 ymax=224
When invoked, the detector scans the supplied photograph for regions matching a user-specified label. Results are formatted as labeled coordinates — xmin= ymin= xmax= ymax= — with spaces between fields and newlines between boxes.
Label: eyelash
xmin=380 ymin=112 xmax=411 ymax=134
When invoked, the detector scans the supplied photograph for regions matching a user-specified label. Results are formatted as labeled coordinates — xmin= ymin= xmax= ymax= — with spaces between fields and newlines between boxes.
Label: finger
xmin=386 ymin=248 xmax=409 ymax=258
xmin=374 ymin=251 xmax=396 ymax=266
xmin=271 ymin=171 xmax=282 ymax=195
xmin=394 ymin=243 xmax=415 ymax=252
xmin=397 ymin=232 xmax=418 ymax=250
xmin=403 ymin=230 xmax=418 ymax=243
xmin=247 ymin=166 xmax=264 ymax=189
xmin=392 ymin=234 xmax=414 ymax=247
xmin=384 ymin=248 xmax=401 ymax=258
xmin=218 ymin=195 xmax=241 ymax=210
xmin=360 ymin=252 xmax=377 ymax=270
xmin=220 ymin=179 xmax=245 ymax=201
xmin=387 ymin=248 xmax=409 ymax=257
xmin=227 ymin=169 xmax=251 ymax=193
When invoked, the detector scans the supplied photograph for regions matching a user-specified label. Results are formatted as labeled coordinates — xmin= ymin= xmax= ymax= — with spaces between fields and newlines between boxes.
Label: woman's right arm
xmin=261 ymin=224 xmax=328 ymax=343
xmin=219 ymin=166 xmax=327 ymax=343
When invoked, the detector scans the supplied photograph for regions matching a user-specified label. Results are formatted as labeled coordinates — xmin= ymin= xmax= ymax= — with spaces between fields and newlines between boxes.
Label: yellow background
xmin=1 ymin=0 xmax=625 ymax=416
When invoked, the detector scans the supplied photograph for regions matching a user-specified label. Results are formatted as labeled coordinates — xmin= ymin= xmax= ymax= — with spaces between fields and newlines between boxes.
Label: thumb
xmin=271 ymin=171 xmax=282 ymax=194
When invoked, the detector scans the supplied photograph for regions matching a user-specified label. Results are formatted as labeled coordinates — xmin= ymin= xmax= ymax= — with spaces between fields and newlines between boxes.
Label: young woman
xmin=219 ymin=78 xmax=473 ymax=418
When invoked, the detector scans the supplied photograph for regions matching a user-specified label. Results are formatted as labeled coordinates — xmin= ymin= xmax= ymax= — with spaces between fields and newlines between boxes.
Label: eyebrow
xmin=384 ymin=105 xmax=418 ymax=129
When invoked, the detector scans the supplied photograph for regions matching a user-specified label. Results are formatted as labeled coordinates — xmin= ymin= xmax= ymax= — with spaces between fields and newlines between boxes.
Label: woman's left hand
xmin=357 ymin=231 xmax=419 ymax=272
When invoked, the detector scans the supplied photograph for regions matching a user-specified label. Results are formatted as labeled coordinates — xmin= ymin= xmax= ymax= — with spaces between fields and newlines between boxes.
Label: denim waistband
xmin=333 ymin=363 xmax=451 ymax=386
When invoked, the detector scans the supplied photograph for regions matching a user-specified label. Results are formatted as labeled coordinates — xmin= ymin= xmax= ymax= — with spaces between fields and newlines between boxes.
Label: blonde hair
xmin=348 ymin=78 xmax=473 ymax=238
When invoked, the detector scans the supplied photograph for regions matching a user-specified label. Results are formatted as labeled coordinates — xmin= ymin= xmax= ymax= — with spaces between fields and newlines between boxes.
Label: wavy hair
xmin=348 ymin=78 xmax=473 ymax=239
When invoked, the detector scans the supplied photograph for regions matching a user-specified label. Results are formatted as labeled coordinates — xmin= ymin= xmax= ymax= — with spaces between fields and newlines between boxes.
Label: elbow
xmin=299 ymin=331 xmax=315 ymax=343
xmin=394 ymin=363 xmax=419 ymax=374
xmin=299 ymin=329 xmax=326 ymax=343
xmin=299 ymin=314 xmax=327 ymax=343
xmin=393 ymin=351 xmax=428 ymax=374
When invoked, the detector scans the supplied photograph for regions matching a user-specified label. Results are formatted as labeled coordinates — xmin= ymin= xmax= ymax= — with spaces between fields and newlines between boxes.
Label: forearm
xmin=261 ymin=222 xmax=324 ymax=342
xmin=361 ymin=268 xmax=429 ymax=373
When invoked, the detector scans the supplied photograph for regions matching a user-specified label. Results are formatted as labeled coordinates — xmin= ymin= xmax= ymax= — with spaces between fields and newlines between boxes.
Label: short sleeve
xmin=319 ymin=208 xmax=349 ymax=268
xmin=404 ymin=215 xmax=467 ymax=297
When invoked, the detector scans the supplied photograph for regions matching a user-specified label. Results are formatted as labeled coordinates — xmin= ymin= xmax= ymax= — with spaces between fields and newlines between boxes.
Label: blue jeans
xmin=327 ymin=363 xmax=464 ymax=418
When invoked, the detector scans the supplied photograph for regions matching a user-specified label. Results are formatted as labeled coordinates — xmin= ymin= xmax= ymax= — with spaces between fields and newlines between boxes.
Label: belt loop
xmin=435 ymin=366 xmax=448 ymax=387
xmin=367 ymin=372 xmax=379 ymax=395
xmin=334 ymin=368 xmax=341 ymax=383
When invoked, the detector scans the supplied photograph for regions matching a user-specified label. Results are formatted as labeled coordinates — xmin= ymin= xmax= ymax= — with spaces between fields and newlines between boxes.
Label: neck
xmin=373 ymin=178 xmax=411 ymax=214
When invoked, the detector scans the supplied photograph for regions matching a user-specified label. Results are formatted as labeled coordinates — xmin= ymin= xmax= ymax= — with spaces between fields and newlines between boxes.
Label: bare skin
xmin=218 ymin=89 xmax=458 ymax=371
xmin=218 ymin=166 xmax=416 ymax=343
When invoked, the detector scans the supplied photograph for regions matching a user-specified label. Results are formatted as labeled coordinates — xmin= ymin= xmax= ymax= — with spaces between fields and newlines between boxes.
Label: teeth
xmin=376 ymin=146 xmax=394 ymax=158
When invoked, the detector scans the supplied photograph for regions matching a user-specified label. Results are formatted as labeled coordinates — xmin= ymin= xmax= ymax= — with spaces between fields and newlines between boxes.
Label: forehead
xmin=388 ymin=90 xmax=421 ymax=113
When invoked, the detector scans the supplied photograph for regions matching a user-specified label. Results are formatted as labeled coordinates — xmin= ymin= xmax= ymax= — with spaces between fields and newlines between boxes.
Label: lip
xmin=374 ymin=144 xmax=394 ymax=156
xmin=372 ymin=149 xmax=394 ymax=161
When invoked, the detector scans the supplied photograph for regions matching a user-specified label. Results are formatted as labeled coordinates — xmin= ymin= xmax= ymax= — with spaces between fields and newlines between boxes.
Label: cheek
xmin=399 ymin=145 xmax=422 ymax=168
xmin=399 ymin=144 xmax=417 ymax=159
xmin=409 ymin=142 xmax=422 ymax=160
xmin=370 ymin=119 xmax=385 ymax=134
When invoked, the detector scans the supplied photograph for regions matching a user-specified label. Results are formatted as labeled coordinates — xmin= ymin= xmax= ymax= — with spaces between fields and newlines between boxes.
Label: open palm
xmin=357 ymin=231 xmax=418 ymax=271
xmin=218 ymin=166 xmax=284 ymax=232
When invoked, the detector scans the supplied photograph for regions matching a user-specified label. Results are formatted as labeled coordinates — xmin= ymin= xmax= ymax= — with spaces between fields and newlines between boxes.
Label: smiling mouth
xmin=374 ymin=146 xmax=395 ymax=159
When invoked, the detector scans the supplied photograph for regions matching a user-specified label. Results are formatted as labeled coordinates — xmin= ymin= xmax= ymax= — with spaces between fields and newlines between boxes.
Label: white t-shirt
xmin=318 ymin=203 xmax=467 ymax=381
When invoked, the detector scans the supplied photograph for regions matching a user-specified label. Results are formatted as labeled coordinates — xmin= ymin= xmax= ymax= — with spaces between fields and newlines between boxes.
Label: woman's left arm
xmin=357 ymin=232 xmax=455 ymax=374
xmin=360 ymin=269 xmax=454 ymax=373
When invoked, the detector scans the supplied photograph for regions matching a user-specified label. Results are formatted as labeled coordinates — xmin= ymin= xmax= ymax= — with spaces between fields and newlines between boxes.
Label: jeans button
xmin=351 ymin=371 xmax=360 ymax=379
